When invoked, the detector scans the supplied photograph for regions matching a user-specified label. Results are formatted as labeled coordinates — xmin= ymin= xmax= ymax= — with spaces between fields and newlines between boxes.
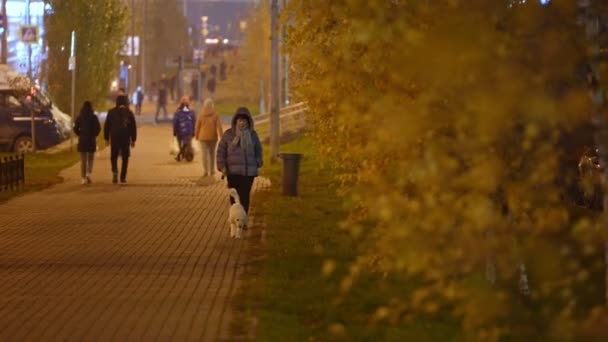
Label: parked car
xmin=30 ymin=86 xmax=72 ymax=139
xmin=0 ymin=91 xmax=63 ymax=153
xmin=0 ymin=64 xmax=67 ymax=152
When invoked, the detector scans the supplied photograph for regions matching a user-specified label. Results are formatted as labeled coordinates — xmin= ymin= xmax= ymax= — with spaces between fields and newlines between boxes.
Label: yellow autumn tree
xmin=286 ymin=0 xmax=608 ymax=340
xmin=220 ymin=0 xmax=271 ymax=104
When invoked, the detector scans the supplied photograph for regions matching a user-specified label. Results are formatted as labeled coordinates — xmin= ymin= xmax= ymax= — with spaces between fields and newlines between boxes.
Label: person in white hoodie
xmin=194 ymin=98 xmax=224 ymax=176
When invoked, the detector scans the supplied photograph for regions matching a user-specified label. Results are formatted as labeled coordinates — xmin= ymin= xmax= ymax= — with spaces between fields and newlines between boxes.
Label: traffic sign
xmin=20 ymin=25 xmax=39 ymax=44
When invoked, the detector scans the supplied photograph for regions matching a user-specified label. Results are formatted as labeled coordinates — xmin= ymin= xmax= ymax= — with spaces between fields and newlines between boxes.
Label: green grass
xmin=215 ymin=100 xmax=259 ymax=117
xmin=254 ymin=120 xmax=269 ymax=142
xmin=0 ymin=149 xmax=80 ymax=204
xmin=235 ymin=136 xmax=463 ymax=341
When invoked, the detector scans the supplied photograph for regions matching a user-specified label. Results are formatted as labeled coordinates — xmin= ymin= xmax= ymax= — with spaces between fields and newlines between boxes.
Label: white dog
xmin=228 ymin=188 xmax=248 ymax=239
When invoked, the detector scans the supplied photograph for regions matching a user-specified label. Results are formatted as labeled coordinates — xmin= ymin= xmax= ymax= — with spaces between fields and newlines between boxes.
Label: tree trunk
xmin=1 ymin=0 xmax=7 ymax=64
xmin=580 ymin=0 xmax=608 ymax=306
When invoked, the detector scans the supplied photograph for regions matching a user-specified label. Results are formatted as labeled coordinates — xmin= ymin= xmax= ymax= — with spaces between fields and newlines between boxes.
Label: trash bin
xmin=280 ymin=153 xmax=303 ymax=196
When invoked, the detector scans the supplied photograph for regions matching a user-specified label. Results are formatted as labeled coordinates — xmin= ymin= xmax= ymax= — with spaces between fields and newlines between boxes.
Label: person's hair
xmin=116 ymin=95 xmax=129 ymax=107
xmin=180 ymin=96 xmax=190 ymax=105
xmin=203 ymin=98 xmax=214 ymax=110
xmin=80 ymin=101 xmax=94 ymax=116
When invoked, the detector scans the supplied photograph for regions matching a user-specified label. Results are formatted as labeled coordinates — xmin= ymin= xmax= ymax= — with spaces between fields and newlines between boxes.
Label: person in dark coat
xmin=173 ymin=96 xmax=196 ymax=161
xmin=73 ymin=101 xmax=101 ymax=185
xmin=219 ymin=60 xmax=227 ymax=81
xmin=206 ymin=77 xmax=216 ymax=99
xmin=155 ymin=77 xmax=168 ymax=123
xmin=104 ymin=95 xmax=137 ymax=184
xmin=217 ymin=107 xmax=263 ymax=213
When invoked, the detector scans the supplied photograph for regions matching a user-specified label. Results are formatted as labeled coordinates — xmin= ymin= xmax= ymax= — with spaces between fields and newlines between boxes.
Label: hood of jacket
xmin=231 ymin=107 xmax=254 ymax=130
xmin=202 ymin=107 xmax=217 ymax=117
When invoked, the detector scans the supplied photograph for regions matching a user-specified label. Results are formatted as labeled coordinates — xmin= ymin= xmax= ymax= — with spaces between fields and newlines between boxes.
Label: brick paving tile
xmin=0 ymin=124 xmax=268 ymax=341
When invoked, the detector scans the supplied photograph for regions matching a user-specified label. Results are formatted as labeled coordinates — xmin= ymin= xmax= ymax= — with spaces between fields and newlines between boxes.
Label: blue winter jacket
xmin=216 ymin=108 xmax=263 ymax=177
xmin=173 ymin=106 xmax=195 ymax=137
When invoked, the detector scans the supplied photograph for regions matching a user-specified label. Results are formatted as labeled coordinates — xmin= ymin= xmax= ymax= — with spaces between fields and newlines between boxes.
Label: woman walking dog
xmin=217 ymin=107 xmax=263 ymax=214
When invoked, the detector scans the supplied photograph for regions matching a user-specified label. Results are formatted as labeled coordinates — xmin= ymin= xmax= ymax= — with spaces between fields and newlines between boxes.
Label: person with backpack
xmin=73 ymin=101 xmax=101 ymax=185
xmin=104 ymin=95 xmax=137 ymax=184
xmin=173 ymin=96 xmax=196 ymax=162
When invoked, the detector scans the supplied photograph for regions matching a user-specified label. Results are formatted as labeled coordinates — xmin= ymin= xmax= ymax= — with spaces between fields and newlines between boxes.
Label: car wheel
xmin=13 ymin=136 xmax=34 ymax=153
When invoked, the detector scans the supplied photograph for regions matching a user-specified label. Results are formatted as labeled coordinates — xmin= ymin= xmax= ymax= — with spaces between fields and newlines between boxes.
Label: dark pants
xmin=111 ymin=145 xmax=130 ymax=181
xmin=155 ymin=104 xmax=167 ymax=122
xmin=176 ymin=135 xmax=192 ymax=160
xmin=227 ymin=175 xmax=255 ymax=213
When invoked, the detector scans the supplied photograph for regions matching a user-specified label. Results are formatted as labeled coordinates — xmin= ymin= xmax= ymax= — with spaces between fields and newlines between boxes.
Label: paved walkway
xmin=0 ymin=123 xmax=266 ymax=341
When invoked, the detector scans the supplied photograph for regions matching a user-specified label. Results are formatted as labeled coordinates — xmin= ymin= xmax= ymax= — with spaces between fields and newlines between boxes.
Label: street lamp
xmin=197 ymin=15 xmax=208 ymax=111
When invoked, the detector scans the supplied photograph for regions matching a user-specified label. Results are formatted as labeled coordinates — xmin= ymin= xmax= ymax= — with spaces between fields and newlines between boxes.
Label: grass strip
xmin=234 ymin=136 xmax=463 ymax=341
xmin=0 ymin=148 xmax=80 ymax=204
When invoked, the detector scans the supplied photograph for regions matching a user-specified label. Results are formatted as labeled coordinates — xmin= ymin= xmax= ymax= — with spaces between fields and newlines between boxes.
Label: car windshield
xmin=37 ymin=90 xmax=52 ymax=107
xmin=31 ymin=88 xmax=52 ymax=108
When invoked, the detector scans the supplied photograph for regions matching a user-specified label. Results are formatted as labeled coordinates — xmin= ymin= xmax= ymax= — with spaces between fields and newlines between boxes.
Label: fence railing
xmin=255 ymin=102 xmax=308 ymax=141
xmin=0 ymin=154 xmax=25 ymax=191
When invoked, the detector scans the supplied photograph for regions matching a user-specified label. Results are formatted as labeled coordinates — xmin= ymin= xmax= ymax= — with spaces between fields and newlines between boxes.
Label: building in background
xmin=183 ymin=0 xmax=254 ymax=48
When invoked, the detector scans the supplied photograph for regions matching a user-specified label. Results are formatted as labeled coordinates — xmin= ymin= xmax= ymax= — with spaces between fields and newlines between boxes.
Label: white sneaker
xmin=81 ymin=178 xmax=87 ymax=185
xmin=86 ymin=174 xmax=92 ymax=184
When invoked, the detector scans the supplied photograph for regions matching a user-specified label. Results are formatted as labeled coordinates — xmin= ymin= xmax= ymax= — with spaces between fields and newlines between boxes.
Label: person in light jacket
xmin=194 ymin=98 xmax=224 ymax=176
xmin=73 ymin=101 xmax=101 ymax=185
xmin=217 ymin=107 xmax=263 ymax=213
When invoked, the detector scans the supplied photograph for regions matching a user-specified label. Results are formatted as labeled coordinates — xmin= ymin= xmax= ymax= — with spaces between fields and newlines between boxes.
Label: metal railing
xmin=255 ymin=102 xmax=308 ymax=141
xmin=0 ymin=154 xmax=25 ymax=191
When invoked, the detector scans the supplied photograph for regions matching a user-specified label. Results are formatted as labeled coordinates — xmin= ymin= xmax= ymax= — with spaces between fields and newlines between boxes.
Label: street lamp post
xmin=25 ymin=0 xmax=31 ymax=80
xmin=281 ymin=0 xmax=289 ymax=106
xmin=270 ymin=0 xmax=280 ymax=161
xmin=142 ymin=0 xmax=147 ymax=98
xmin=199 ymin=15 xmax=208 ymax=113
xmin=1 ymin=0 xmax=8 ymax=64
xmin=130 ymin=0 xmax=136 ymax=95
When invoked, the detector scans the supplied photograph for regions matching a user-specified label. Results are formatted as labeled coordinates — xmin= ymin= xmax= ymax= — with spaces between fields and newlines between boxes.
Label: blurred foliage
xmin=136 ymin=0 xmax=190 ymax=86
xmin=42 ymin=0 xmax=128 ymax=111
xmin=286 ymin=0 xmax=608 ymax=340
xmin=223 ymin=0 xmax=271 ymax=104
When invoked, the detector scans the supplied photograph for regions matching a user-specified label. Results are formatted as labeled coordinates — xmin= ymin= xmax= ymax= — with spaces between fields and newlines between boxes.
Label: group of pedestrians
xmin=73 ymin=95 xmax=137 ymax=185
xmin=72 ymin=94 xmax=262 ymax=214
